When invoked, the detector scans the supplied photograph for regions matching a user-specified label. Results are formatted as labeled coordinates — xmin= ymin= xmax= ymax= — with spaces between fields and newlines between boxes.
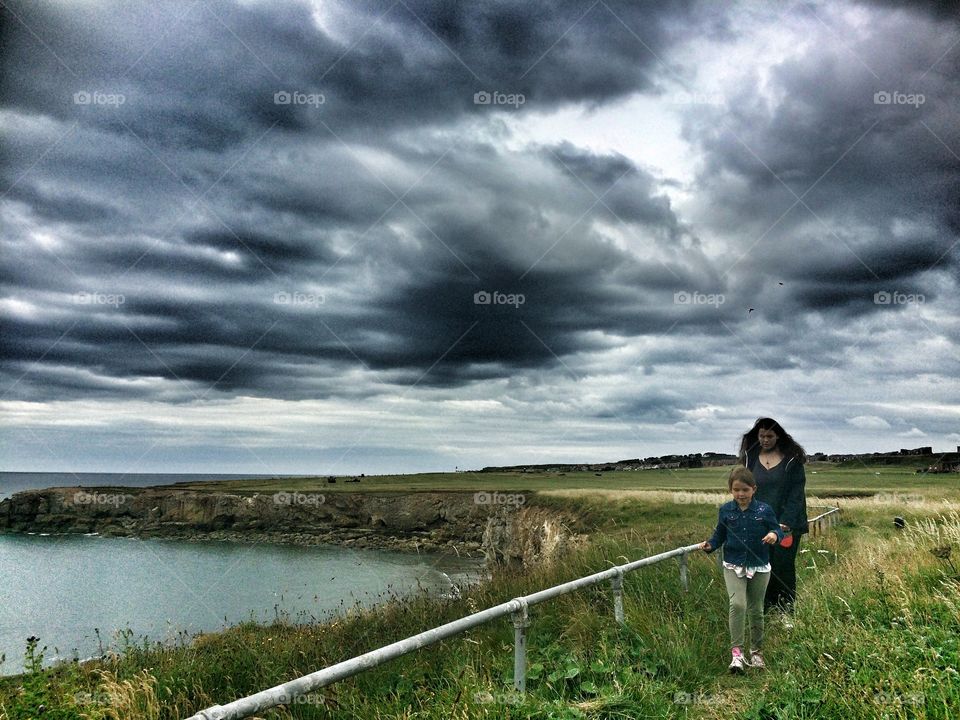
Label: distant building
xmin=479 ymin=448 xmax=953 ymax=475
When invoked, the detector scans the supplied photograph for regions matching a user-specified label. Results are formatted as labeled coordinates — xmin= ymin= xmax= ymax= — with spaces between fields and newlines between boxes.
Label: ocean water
xmin=0 ymin=473 xmax=484 ymax=675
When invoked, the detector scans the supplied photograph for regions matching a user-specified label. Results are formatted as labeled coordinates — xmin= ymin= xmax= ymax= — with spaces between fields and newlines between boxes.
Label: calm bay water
xmin=0 ymin=534 xmax=482 ymax=675
xmin=0 ymin=473 xmax=484 ymax=675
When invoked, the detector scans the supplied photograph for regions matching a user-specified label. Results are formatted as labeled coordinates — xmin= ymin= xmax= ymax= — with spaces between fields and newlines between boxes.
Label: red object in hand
xmin=779 ymin=532 xmax=794 ymax=548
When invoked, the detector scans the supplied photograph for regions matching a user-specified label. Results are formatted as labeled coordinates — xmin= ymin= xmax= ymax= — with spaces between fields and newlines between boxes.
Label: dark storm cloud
xmin=680 ymin=6 xmax=960 ymax=323
xmin=544 ymin=142 xmax=695 ymax=240
xmin=2 ymin=0 xmax=959 ymax=414
xmin=3 ymin=185 xmax=119 ymax=225
xmin=858 ymin=0 xmax=960 ymax=21
xmin=593 ymin=390 xmax=687 ymax=422
xmin=0 ymin=0 xmax=705 ymax=147
xmin=2 ymin=131 xmax=709 ymax=399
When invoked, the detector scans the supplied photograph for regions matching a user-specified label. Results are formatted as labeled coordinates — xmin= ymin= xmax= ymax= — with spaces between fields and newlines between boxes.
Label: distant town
xmin=480 ymin=446 xmax=960 ymax=474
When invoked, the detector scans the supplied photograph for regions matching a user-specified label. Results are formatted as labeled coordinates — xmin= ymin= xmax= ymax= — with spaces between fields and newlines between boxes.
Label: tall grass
xmin=2 ymin=509 xmax=957 ymax=719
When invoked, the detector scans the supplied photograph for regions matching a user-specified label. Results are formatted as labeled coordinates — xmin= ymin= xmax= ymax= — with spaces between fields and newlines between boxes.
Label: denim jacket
xmin=705 ymin=498 xmax=784 ymax=568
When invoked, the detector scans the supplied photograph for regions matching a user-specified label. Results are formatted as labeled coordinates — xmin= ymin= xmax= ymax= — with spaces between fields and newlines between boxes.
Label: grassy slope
xmin=162 ymin=463 xmax=955 ymax=497
xmin=2 ymin=466 xmax=958 ymax=719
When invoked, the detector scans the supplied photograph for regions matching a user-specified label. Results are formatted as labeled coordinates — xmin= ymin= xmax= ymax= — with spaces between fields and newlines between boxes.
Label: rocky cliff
xmin=0 ymin=487 xmax=586 ymax=566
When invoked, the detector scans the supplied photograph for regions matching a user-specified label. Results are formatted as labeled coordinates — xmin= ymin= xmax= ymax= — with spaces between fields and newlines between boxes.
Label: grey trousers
xmin=723 ymin=567 xmax=771 ymax=650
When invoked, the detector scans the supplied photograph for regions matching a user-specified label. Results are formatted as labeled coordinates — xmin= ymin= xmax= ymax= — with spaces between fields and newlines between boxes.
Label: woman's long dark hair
xmin=738 ymin=417 xmax=807 ymax=464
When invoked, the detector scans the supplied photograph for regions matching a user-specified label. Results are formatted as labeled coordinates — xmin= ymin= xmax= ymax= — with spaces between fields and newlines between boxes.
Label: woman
xmin=738 ymin=418 xmax=808 ymax=624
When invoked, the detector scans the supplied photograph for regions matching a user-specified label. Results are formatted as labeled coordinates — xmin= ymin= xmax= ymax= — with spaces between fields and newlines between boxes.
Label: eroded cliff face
xmin=0 ymin=488 xmax=586 ymax=566
xmin=481 ymin=505 xmax=585 ymax=567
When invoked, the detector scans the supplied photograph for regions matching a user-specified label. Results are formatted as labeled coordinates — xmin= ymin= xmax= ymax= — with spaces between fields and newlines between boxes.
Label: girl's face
xmin=758 ymin=427 xmax=778 ymax=450
xmin=730 ymin=479 xmax=756 ymax=507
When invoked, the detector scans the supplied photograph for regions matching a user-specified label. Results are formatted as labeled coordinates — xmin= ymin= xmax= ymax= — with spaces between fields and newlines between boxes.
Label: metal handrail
xmin=808 ymin=506 xmax=840 ymax=522
xmin=808 ymin=506 xmax=842 ymax=537
xmin=185 ymin=504 xmax=842 ymax=720
xmin=184 ymin=542 xmax=701 ymax=719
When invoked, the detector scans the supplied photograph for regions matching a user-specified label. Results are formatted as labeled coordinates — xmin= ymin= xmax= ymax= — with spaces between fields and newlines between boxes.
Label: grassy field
xmin=165 ymin=462 xmax=959 ymax=499
xmin=2 ymin=465 xmax=958 ymax=719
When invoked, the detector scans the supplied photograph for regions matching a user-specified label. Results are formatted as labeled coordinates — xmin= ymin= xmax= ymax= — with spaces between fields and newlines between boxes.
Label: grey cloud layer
xmin=1 ymin=0 xmax=958 ymax=424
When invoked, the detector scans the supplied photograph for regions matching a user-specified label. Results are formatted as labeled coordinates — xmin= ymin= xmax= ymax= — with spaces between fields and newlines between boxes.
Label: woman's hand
xmin=699 ymin=541 xmax=712 ymax=551
xmin=762 ymin=532 xmax=778 ymax=545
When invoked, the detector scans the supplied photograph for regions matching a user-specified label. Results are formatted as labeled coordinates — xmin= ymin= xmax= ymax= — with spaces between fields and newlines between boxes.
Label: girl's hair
xmin=728 ymin=465 xmax=756 ymax=489
xmin=738 ymin=417 xmax=807 ymax=464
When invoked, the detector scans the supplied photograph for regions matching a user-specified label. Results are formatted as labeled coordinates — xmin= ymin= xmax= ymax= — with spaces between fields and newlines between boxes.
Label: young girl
xmin=700 ymin=466 xmax=783 ymax=672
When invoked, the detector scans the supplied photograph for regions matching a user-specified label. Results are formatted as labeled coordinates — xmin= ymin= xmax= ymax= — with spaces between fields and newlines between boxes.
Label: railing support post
xmin=511 ymin=600 xmax=530 ymax=693
xmin=611 ymin=570 xmax=624 ymax=625
xmin=678 ymin=552 xmax=689 ymax=592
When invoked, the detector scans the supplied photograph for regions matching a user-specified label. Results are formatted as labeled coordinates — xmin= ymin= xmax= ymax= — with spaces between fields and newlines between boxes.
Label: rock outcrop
xmin=481 ymin=505 xmax=584 ymax=567
xmin=0 ymin=487 xmax=586 ymax=566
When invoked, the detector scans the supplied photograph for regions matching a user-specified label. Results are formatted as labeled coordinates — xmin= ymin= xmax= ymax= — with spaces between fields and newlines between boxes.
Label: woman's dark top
xmin=745 ymin=453 xmax=809 ymax=536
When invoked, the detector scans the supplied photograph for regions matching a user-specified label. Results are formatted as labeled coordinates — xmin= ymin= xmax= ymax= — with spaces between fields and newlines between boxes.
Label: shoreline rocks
xmin=0 ymin=487 xmax=587 ymax=566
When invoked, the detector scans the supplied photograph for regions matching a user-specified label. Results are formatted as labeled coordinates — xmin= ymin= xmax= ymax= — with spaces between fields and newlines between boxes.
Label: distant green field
xmin=167 ymin=462 xmax=960 ymax=500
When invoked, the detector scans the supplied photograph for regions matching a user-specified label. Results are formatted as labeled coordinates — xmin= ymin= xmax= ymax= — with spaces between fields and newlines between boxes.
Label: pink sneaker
xmin=748 ymin=649 xmax=765 ymax=669
xmin=729 ymin=647 xmax=746 ymax=674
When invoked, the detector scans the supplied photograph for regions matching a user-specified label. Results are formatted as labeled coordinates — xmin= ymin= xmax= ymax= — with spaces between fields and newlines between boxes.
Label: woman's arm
xmin=780 ymin=461 xmax=807 ymax=530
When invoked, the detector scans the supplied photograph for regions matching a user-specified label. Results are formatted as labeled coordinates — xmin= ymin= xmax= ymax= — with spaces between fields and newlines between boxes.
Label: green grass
xmin=129 ymin=462 xmax=960 ymax=502
xmin=2 ymin=467 xmax=959 ymax=719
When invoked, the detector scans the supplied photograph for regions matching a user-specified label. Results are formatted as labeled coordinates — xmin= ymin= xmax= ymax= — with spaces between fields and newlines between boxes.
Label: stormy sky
xmin=1 ymin=0 xmax=958 ymax=475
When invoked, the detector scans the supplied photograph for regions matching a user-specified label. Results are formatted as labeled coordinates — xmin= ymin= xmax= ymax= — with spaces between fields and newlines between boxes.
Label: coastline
xmin=13 ymin=526 xmax=486 ymax=555
xmin=0 ymin=485 xmax=587 ymax=565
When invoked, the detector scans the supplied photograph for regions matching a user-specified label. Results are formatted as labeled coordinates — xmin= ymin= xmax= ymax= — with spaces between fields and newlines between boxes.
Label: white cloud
xmin=846 ymin=415 xmax=891 ymax=430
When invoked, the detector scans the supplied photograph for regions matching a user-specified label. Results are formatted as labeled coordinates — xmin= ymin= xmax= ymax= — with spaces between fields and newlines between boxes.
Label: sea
xmin=0 ymin=472 xmax=484 ymax=675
